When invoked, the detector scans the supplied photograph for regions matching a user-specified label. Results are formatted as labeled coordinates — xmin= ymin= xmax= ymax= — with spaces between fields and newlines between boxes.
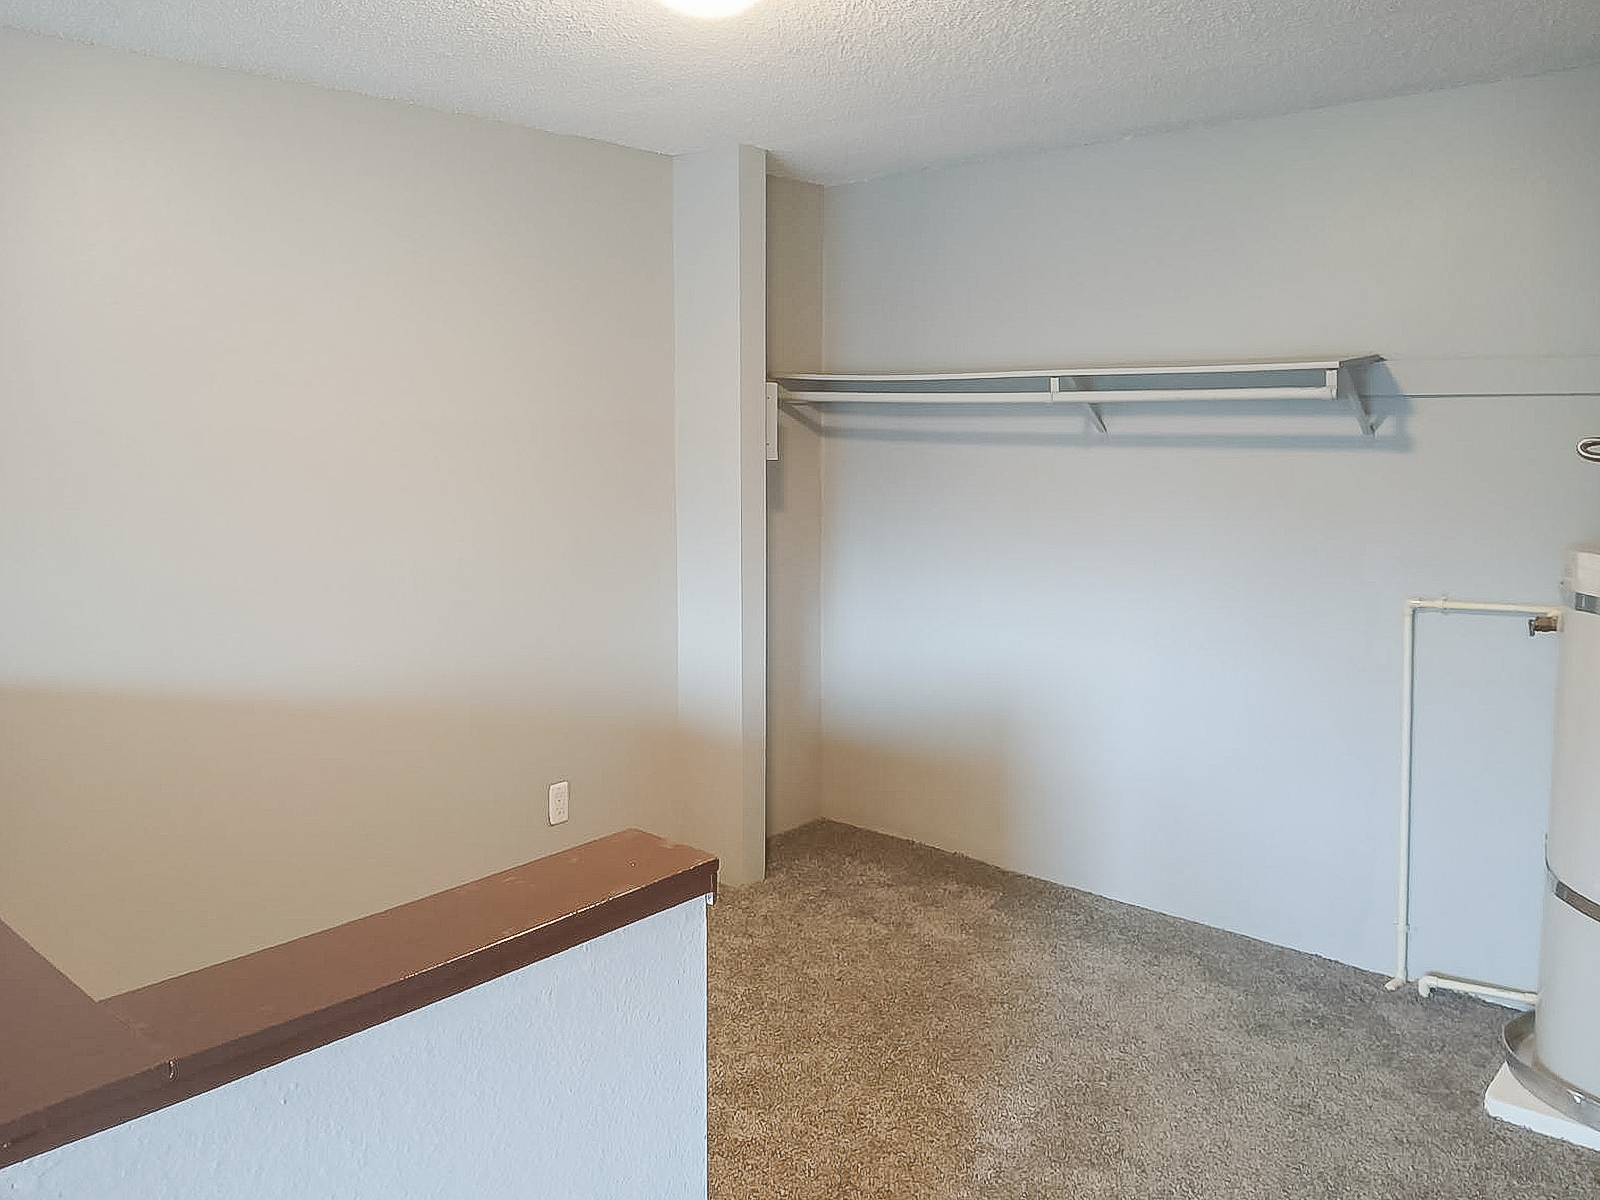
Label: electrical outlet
xmin=548 ymin=780 xmax=570 ymax=826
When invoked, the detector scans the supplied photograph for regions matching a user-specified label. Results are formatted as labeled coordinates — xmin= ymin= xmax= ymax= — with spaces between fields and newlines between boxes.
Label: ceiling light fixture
xmin=658 ymin=0 xmax=761 ymax=17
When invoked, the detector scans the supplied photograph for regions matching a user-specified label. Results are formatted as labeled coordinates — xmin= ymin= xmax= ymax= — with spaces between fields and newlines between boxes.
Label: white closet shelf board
xmin=773 ymin=356 xmax=1384 ymax=436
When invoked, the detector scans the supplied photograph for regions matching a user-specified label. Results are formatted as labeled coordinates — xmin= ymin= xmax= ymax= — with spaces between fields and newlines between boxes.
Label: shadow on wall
xmin=817 ymin=712 xmax=1137 ymax=901
xmin=818 ymin=722 xmax=1027 ymax=874
xmin=0 ymin=687 xmax=708 ymax=999
xmin=767 ymin=406 xmax=823 ymax=837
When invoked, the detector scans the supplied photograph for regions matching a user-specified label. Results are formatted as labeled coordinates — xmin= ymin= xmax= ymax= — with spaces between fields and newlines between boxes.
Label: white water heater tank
xmin=1537 ymin=546 xmax=1600 ymax=1099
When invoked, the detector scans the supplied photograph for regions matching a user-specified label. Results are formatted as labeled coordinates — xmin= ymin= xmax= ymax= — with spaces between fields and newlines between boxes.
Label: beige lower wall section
xmin=0 ymin=688 xmax=686 ymax=998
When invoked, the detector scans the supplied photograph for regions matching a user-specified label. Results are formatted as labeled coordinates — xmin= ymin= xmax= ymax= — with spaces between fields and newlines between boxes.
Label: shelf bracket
xmin=1335 ymin=365 xmax=1374 ymax=437
xmin=764 ymin=382 xmax=780 ymax=461
xmin=1052 ymin=375 xmax=1107 ymax=434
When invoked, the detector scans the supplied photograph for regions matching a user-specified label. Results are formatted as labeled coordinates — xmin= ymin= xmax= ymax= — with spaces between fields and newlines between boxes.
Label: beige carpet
xmin=707 ymin=820 xmax=1600 ymax=1199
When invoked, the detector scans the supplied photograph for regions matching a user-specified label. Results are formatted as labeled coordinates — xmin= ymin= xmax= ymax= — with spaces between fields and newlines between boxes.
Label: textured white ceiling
xmin=2 ymin=0 xmax=1598 ymax=183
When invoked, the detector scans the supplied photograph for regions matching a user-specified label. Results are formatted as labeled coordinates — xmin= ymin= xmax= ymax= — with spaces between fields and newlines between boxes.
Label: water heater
xmin=1533 ymin=546 xmax=1600 ymax=1104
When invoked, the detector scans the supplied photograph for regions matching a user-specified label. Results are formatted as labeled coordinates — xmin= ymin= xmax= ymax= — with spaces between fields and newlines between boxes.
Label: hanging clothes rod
xmin=772 ymin=356 xmax=1384 ymax=437
xmin=776 ymin=384 xmax=1338 ymax=405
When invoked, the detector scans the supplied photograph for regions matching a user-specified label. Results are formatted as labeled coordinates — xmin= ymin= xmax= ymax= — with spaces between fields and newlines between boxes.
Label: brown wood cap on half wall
xmin=0 ymin=829 xmax=718 ymax=1169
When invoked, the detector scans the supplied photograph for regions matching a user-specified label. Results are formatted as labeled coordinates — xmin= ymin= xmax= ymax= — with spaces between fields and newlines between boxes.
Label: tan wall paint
xmin=766 ymin=177 xmax=825 ymax=378
xmin=0 ymin=689 xmax=683 ymax=998
xmin=0 ymin=29 xmax=682 ymax=995
xmin=765 ymin=177 xmax=824 ymax=834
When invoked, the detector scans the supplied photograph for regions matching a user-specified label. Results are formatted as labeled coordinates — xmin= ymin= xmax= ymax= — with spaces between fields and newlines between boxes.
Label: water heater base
xmin=1486 ymin=1065 xmax=1600 ymax=1152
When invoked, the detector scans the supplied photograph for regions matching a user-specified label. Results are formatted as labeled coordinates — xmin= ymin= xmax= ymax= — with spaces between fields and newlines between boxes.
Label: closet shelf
xmin=772 ymin=355 xmax=1384 ymax=436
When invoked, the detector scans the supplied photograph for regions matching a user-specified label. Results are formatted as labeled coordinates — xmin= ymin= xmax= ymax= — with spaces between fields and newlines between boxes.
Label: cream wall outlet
xmin=548 ymin=780 xmax=570 ymax=826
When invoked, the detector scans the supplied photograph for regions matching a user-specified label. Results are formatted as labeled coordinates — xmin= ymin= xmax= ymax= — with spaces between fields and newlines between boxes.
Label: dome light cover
xmin=659 ymin=0 xmax=761 ymax=17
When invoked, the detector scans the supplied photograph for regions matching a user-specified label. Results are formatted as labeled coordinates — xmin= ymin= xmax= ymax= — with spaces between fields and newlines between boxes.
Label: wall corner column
xmin=673 ymin=145 xmax=768 ymax=885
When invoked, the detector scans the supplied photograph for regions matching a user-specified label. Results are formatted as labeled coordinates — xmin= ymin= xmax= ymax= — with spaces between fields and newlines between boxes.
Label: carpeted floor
xmin=707 ymin=820 xmax=1600 ymax=1199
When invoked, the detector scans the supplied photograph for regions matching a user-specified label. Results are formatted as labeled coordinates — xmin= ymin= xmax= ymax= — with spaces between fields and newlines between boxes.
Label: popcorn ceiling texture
xmin=0 ymin=0 xmax=1597 ymax=184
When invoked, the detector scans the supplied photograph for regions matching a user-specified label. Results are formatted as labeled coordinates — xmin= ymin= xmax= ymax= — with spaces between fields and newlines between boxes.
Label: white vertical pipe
xmin=1387 ymin=597 xmax=1563 ymax=992
xmin=1388 ymin=600 xmax=1420 ymax=989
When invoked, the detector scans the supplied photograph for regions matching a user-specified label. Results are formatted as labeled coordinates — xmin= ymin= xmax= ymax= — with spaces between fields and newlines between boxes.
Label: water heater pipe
xmin=1415 ymin=972 xmax=1537 ymax=1007
xmin=1386 ymin=597 xmax=1563 ymax=994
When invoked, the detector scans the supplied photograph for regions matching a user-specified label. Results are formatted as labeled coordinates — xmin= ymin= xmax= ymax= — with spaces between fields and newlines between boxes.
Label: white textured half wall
xmin=0 ymin=898 xmax=710 ymax=1200
xmin=812 ymin=65 xmax=1600 ymax=976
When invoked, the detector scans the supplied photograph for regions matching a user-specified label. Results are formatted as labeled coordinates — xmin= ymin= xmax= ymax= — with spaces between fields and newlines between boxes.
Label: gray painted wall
xmin=813 ymin=66 xmax=1600 ymax=977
